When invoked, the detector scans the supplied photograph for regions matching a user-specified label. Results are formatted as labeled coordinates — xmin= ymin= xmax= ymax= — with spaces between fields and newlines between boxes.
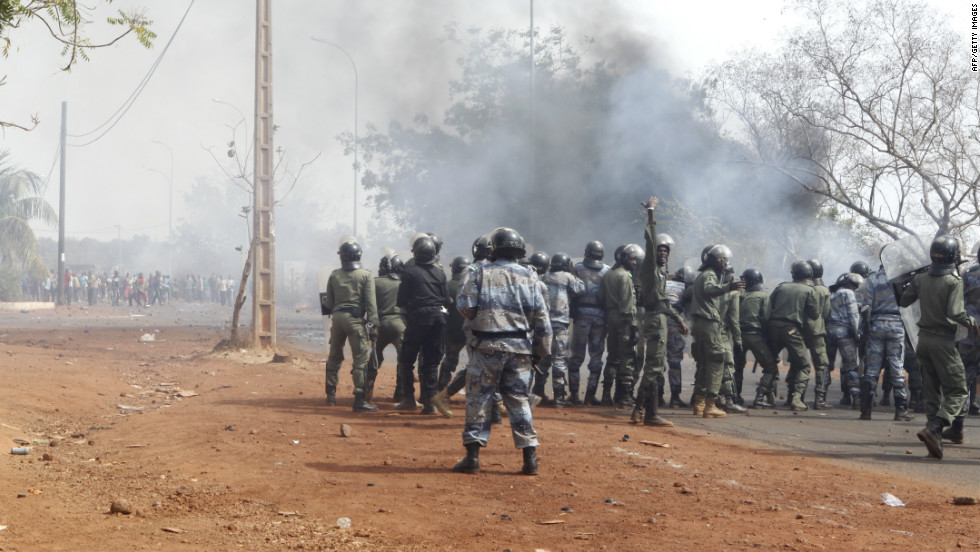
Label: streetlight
xmin=311 ymin=37 xmax=359 ymax=238
xmin=150 ymin=140 xmax=174 ymax=279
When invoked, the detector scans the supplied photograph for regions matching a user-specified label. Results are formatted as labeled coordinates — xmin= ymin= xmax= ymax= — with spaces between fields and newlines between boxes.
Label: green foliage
xmin=0 ymin=265 xmax=23 ymax=302
xmin=0 ymin=150 xmax=55 ymax=280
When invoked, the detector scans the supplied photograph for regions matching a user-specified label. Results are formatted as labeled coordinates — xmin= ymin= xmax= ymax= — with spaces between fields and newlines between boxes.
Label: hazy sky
xmin=2 ymin=0 xmax=798 ymax=246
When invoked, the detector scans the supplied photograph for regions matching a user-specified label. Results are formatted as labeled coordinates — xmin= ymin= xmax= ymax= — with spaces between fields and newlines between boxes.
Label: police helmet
xmin=409 ymin=232 xmax=428 ymax=250
xmin=491 ymin=227 xmax=526 ymax=259
xmin=412 ymin=237 xmax=437 ymax=265
xmin=378 ymin=256 xmax=392 ymax=277
xmin=675 ymin=266 xmax=695 ymax=286
xmin=833 ymin=272 xmax=863 ymax=291
xmin=450 ymin=255 xmax=471 ymax=276
xmin=339 ymin=241 xmax=362 ymax=261
xmin=472 ymin=235 xmax=492 ymax=261
xmin=849 ymin=261 xmax=872 ymax=279
xmin=388 ymin=255 xmax=404 ymax=276
xmin=929 ymin=235 xmax=960 ymax=275
xmin=741 ymin=268 xmax=764 ymax=291
xmin=613 ymin=244 xmax=626 ymax=264
xmin=790 ymin=260 xmax=813 ymax=281
xmin=426 ymin=232 xmax=443 ymax=255
xmin=807 ymin=259 xmax=824 ymax=279
xmin=656 ymin=233 xmax=675 ymax=252
xmin=529 ymin=252 xmax=550 ymax=275
xmin=704 ymin=245 xmax=732 ymax=270
xmin=621 ymin=244 xmax=644 ymax=268
xmin=550 ymin=252 xmax=573 ymax=273
xmin=583 ymin=240 xmax=605 ymax=269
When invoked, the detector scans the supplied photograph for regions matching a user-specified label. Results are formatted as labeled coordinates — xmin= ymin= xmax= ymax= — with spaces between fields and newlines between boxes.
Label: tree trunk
xmin=229 ymin=236 xmax=256 ymax=345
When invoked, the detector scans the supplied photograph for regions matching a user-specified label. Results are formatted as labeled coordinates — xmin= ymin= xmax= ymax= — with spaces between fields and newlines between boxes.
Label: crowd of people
xmin=321 ymin=196 xmax=980 ymax=474
xmin=21 ymin=270 xmax=237 ymax=307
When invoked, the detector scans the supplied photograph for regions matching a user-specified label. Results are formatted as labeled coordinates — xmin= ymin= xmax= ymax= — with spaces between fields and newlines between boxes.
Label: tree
xmin=205 ymin=119 xmax=319 ymax=347
xmin=708 ymin=0 xmax=979 ymax=242
xmin=0 ymin=150 xmax=57 ymax=288
xmin=1 ymin=0 xmax=154 ymax=130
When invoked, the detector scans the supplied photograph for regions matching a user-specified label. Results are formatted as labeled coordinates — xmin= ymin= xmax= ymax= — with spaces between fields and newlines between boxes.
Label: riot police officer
xmin=568 ymin=241 xmax=611 ymax=405
xmin=370 ymin=254 xmax=407 ymax=403
xmin=600 ymin=243 xmax=642 ymax=407
xmin=805 ymin=259 xmax=832 ymax=409
xmin=765 ymin=261 xmax=819 ymax=412
xmin=395 ymin=237 xmax=450 ymax=414
xmin=452 ymin=228 xmax=551 ymax=476
xmin=323 ymin=240 xmax=380 ymax=412
xmin=539 ymin=252 xmax=585 ymax=406
xmin=900 ymin=236 xmax=979 ymax=459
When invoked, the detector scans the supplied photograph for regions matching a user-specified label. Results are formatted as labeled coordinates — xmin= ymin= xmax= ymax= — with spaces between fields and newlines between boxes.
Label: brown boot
xmin=692 ymin=395 xmax=706 ymax=416
xmin=430 ymin=388 xmax=453 ymax=418
xmin=702 ymin=397 xmax=727 ymax=418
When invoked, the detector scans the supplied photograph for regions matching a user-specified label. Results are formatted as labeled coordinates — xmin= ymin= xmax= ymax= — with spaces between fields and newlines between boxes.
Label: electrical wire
xmin=39 ymin=139 xmax=61 ymax=197
xmin=67 ymin=0 xmax=195 ymax=147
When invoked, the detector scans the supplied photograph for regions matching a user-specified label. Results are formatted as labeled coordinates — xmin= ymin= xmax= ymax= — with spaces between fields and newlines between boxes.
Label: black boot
xmin=617 ymin=381 xmax=635 ymax=407
xmin=532 ymin=374 xmax=548 ymax=404
xmin=553 ymin=389 xmax=572 ymax=408
xmin=569 ymin=382 xmax=581 ymax=406
xmin=917 ymin=417 xmax=947 ymax=459
xmin=839 ymin=393 xmax=852 ymax=406
xmin=721 ymin=395 xmax=747 ymax=413
xmin=644 ymin=382 xmax=674 ymax=427
xmin=452 ymin=443 xmax=480 ymax=474
xmin=813 ymin=391 xmax=832 ymax=410
xmin=584 ymin=382 xmax=600 ymax=406
xmin=600 ymin=380 xmax=614 ymax=406
xmin=325 ymin=385 xmax=337 ymax=406
xmin=893 ymin=394 xmax=915 ymax=421
xmin=521 ymin=446 xmax=538 ymax=475
xmin=352 ymin=393 xmax=378 ymax=412
xmin=668 ymin=385 xmax=688 ymax=408
xmin=394 ymin=363 xmax=418 ymax=410
xmin=911 ymin=389 xmax=925 ymax=413
xmin=941 ymin=416 xmax=964 ymax=444
xmin=859 ymin=381 xmax=873 ymax=420
xmin=751 ymin=389 xmax=774 ymax=409
xmin=658 ymin=381 xmax=667 ymax=407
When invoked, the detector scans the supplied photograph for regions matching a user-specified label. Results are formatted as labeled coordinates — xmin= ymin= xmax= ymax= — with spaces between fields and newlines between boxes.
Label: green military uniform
xmin=737 ymin=289 xmax=779 ymax=398
xmin=325 ymin=267 xmax=379 ymax=396
xmin=691 ymin=269 xmax=732 ymax=400
xmin=637 ymin=222 xmax=684 ymax=401
xmin=717 ymin=288 xmax=742 ymax=398
xmin=370 ymin=275 xmax=406 ymax=394
xmin=805 ymin=282 xmax=831 ymax=399
xmin=599 ymin=265 xmax=637 ymax=399
xmin=900 ymin=272 xmax=973 ymax=426
xmin=764 ymin=281 xmax=819 ymax=406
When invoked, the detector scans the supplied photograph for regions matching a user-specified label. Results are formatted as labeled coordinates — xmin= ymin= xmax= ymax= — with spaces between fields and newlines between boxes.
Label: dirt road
xmin=0 ymin=304 xmax=976 ymax=551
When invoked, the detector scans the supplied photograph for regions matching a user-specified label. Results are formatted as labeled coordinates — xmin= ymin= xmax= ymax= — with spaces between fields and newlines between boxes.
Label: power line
xmin=67 ymin=0 xmax=196 ymax=147
xmin=39 ymin=139 xmax=61 ymax=197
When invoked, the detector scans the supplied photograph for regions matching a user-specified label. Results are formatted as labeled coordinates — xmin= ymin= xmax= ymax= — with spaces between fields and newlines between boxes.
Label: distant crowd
xmin=20 ymin=270 xmax=237 ymax=307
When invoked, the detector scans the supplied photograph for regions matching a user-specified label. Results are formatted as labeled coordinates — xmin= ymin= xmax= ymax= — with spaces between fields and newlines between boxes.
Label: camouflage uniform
xmin=567 ymin=262 xmax=610 ymax=398
xmin=539 ymin=271 xmax=585 ymax=399
xmin=765 ymin=281 xmax=819 ymax=402
xmin=665 ymin=279 xmax=689 ymax=397
xmin=370 ymin=274 xmax=406 ymax=394
xmin=736 ymin=289 xmax=779 ymax=399
xmin=599 ymin=265 xmax=638 ymax=400
xmin=457 ymin=259 xmax=551 ymax=449
xmin=856 ymin=269 xmax=907 ymax=403
xmin=324 ymin=267 xmax=379 ymax=397
xmin=805 ymin=282 xmax=831 ymax=400
xmin=825 ymin=288 xmax=862 ymax=398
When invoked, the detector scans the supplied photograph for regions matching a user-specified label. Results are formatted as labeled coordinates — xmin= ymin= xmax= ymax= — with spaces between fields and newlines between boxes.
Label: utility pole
xmin=57 ymin=101 xmax=67 ymax=305
xmin=529 ymin=1 xmax=537 ymax=242
xmin=252 ymin=0 xmax=276 ymax=348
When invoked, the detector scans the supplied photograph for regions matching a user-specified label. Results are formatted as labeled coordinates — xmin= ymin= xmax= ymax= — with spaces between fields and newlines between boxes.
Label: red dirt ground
xmin=0 ymin=306 xmax=977 ymax=551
